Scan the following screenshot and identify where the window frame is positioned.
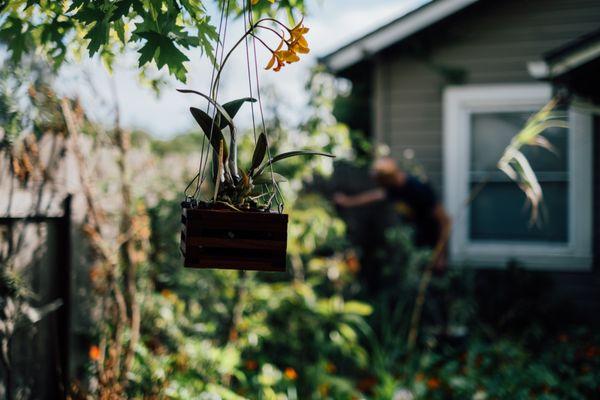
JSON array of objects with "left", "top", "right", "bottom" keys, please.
[{"left": 443, "top": 84, "right": 593, "bottom": 270}]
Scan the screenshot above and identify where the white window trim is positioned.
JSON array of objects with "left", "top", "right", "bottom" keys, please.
[{"left": 443, "top": 84, "right": 593, "bottom": 270}]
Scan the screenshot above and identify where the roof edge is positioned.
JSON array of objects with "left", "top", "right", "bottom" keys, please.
[
  {"left": 320, "top": 0, "right": 480, "bottom": 73},
  {"left": 528, "top": 30, "right": 600, "bottom": 79}
]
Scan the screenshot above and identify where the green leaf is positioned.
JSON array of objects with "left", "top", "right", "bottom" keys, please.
[
  {"left": 24, "top": 0, "right": 37, "bottom": 10},
  {"left": 156, "top": 39, "right": 189, "bottom": 81},
  {"left": 137, "top": 36, "right": 158, "bottom": 67},
  {"left": 250, "top": 133, "right": 267, "bottom": 174},
  {"left": 136, "top": 31, "right": 189, "bottom": 81},
  {"left": 189, "top": 107, "right": 227, "bottom": 161},
  {"left": 110, "top": 0, "right": 134, "bottom": 21},
  {"left": 253, "top": 172, "right": 287, "bottom": 185},
  {"left": 113, "top": 20, "right": 126, "bottom": 44},
  {"left": 177, "top": 89, "right": 235, "bottom": 132},
  {"left": 196, "top": 17, "right": 219, "bottom": 65},
  {"left": 343, "top": 301, "right": 373, "bottom": 316},
  {"left": 255, "top": 151, "right": 335, "bottom": 176},
  {"left": 73, "top": 3, "right": 106, "bottom": 24},
  {"left": 218, "top": 97, "right": 257, "bottom": 129},
  {"left": 84, "top": 18, "right": 109, "bottom": 55},
  {"left": 0, "top": 20, "right": 23, "bottom": 62}
]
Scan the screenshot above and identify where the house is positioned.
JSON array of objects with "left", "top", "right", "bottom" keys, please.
[{"left": 321, "top": 0, "right": 599, "bottom": 315}]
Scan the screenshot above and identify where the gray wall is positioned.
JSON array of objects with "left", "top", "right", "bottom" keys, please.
[{"left": 373, "top": 0, "right": 600, "bottom": 193}]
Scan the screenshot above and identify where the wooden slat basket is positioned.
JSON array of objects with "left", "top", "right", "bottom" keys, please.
[{"left": 180, "top": 205, "right": 288, "bottom": 272}]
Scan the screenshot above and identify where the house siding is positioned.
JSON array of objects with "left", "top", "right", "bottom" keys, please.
[
  {"left": 357, "top": 0, "right": 600, "bottom": 318},
  {"left": 373, "top": 0, "right": 600, "bottom": 193}
]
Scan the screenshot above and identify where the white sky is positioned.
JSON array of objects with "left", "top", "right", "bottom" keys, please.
[{"left": 58, "top": 0, "right": 426, "bottom": 138}]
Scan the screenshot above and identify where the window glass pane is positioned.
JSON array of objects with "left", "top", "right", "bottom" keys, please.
[
  {"left": 468, "top": 111, "right": 569, "bottom": 243},
  {"left": 521, "top": 127, "right": 568, "bottom": 172},
  {"left": 469, "top": 182, "right": 568, "bottom": 242},
  {"left": 471, "top": 112, "right": 568, "bottom": 173}
]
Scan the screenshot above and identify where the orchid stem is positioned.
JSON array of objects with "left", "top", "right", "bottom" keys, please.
[{"left": 211, "top": 18, "right": 285, "bottom": 99}]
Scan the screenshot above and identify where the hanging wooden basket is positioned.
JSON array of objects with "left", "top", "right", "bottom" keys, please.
[{"left": 180, "top": 204, "right": 288, "bottom": 272}]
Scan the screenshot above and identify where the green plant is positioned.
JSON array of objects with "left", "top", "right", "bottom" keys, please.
[
  {"left": 178, "top": 92, "right": 333, "bottom": 210},
  {"left": 497, "top": 97, "right": 568, "bottom": 223},
  {"left": 173, "top": 5, "right": 333, "bottom": 210}
]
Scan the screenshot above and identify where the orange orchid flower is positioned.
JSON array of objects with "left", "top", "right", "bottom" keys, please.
[
  {"left": 263, "top": 18, "right": 310, "bottom": 72},
  {"left": 265, "top": 39, "right": 286, "bottom": 71},
  {"left": 288, "top": 19, "right": 310, "bottom": 55}
]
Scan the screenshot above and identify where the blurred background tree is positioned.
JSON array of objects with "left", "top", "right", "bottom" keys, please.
[{"left": 0, "top": 0, "right": 309, "bottom": 81}]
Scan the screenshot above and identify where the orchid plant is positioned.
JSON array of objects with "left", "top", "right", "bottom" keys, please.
[
  {"left": 180, "top": 1, "right": 332, "bottom": 211},
  {"left": 179, "top": 89, "right": 333, "bottom": 211}
]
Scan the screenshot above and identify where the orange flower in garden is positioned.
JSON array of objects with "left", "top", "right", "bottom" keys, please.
[
  {"left": 345, "top": 250, "right": 361, "bottom": 274},
  {"left": 245, "top": 359, "right": 258, "bottom": 370},
  {"left": 318, "top": 383, "right": 330, "bottom": 397},
  {"left": 89, "top": 345, "right": 101, "bottom": 361},
  {"left": 558, "top": 333, "right": 569, "bottom": 343},
  {"left": 325, "top": 361, "right": 337, "bottom": 373},
  {"left": 427, "top": 377, "right": 441, "bottom": 390},
  {"left": 161, "top": 289, "right": 177, "bottom": 303},
  {"left": 585, "top": 345, "right": 600, "bottom": 358},
  {"left": 284, "top": 367, "right": 298, "bottom": 380},
  {"left": 357, "top": 376, "right": 378, "bottom": 392}
]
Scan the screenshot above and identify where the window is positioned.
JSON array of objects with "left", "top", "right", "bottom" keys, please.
[{"left": 443, "top": 84, "right": 593, "bottom": 269}]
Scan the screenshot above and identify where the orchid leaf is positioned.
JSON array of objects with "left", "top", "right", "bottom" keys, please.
[
  {"left": 250, "top": 133, "right": 268, "bottom": 174},
  {"left": 177, "top": 89, "right": 235, "bottom": 132},
  {"left": 218, "top": 97, "right": 257, "bottom": 129},
  {"left": 255, "top": 151, "right": 334, "bottom": 176},
  {"left": 253, "top": 171, "right": 287, "bottom": 184},
  {"left": 178, "top": 89, "right": 241, "bottom": 179},
  {"left": 189, "top": 107, "right": 228, "bottom": 161}
]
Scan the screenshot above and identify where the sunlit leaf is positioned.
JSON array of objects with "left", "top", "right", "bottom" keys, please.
[
  {"left": 218, "top": 97, "right": 257, "bottom": 129},
  {"left": 253, "top": 171, "right": 287, "bottom": 184},
  {"left": 177, "top": 89, "right": 235, "bottom": 132},
  {"left": 343, "top": 301, "right": 373, "bottom": 316},
  {"left": 497, "top": 97, "right": 566, "bottom": 225},
  {"left": 255, "top": 150, "right": 335, "bottom": 176}
]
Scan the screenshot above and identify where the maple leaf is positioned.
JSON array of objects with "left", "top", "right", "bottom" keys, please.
[
  {"left": 135, "top": 31, "right": 189, "bottom": 81},
  {"left": 0, "top": 15, "right": 30, "bottom": 62},
  {"left": 84, "top": 19, "right": 110, "bottom": 55}
]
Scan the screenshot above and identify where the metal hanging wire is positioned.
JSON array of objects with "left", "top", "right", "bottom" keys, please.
[
  {"left": 243, "top": 1, "right": 258, "bottom": 145},
  {"left": 184, "top": 0, "right": 228, "bottom": 201},
  {"left": 198, "top": 0, "right": 231, "bottom": 196},
  {"left": 186, "top": 0, "right": 286, "bottom": 213},
  {"left": 247, "top": 0, "right": 285, "bottom": 213}
]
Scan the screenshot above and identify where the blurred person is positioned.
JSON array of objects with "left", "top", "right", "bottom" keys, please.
[{"left": 333, "top": 156, "right": 451, "bottom": 271}]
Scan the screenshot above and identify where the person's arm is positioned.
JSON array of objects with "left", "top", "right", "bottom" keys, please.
[
  {"left": 431, "top": 204, "right": 451, "bottom": 271},
  {"left": 333, "top": 188, "right": 386, "bottom": 208}
]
